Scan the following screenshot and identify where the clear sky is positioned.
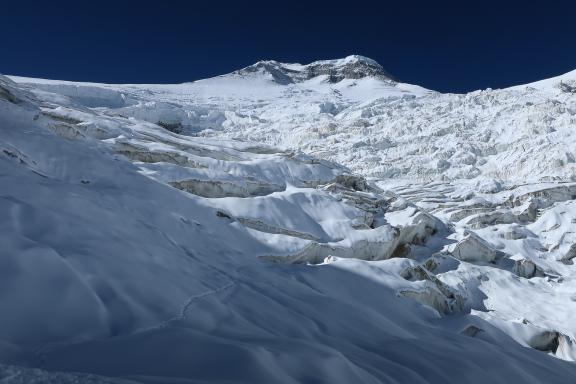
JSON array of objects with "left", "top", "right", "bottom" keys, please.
[{"left": 3, "top": 0, "right": 576, "bottom": 93}]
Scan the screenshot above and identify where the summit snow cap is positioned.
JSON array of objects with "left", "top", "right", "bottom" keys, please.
[
  {"left": 321, "top": 54, "right": 382, "bottom": 67},
  {"left": 235, "top": 55, "right": 396, "bottom": 84}
]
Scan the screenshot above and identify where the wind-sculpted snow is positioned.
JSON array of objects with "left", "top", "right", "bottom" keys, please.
[{"left": 2, "top": 57, "right": 576, "bottom": 383}]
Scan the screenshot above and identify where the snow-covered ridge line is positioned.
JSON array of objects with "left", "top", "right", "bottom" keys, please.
[{"left": 232, "top": 54, "right": 397, "bottom": 84}]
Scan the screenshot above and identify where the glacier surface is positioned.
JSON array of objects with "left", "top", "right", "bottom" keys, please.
[{"left": 2, "top": 56, "right": 576, "bottom": 383}]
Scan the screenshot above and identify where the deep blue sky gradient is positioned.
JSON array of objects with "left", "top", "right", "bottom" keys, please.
[{"left": 2, "top": 0, "right": 576, "bottom": 92}]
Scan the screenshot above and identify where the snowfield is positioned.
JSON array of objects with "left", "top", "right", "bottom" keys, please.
[{"left": 2, "top": 55, "right": 576, "bottom": 383}]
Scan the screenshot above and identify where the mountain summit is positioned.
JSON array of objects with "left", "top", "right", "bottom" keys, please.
[{"left": 234, "top": 55, "right": 396, "bottom": 84}]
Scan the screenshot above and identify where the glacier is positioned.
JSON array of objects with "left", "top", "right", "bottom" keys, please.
[{"left": 1, "top": 55, "right": 576, "bottom": 383}]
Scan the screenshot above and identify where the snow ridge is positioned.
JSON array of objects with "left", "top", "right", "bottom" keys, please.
[{"left": 233, "top": 54, "right": 396, "bottom": 84}]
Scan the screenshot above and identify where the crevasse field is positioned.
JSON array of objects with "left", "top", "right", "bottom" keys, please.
[{"left": 2, "top": 55, "right": 576, "bottom": 383}]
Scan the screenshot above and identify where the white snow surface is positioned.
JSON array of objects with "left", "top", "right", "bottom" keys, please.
[{"left": 2, "top": 56, "right": 576, "bottom": 383}]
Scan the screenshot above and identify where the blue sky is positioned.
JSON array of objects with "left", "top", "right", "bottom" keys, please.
[{"left": 3, "top": 0, "right": 575, "bottom": 92}]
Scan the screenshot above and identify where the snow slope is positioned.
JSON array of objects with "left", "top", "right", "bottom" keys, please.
[
  {"left": 11, "top": 55, "right": 576, "bottom": 183},
  {"left": 2, "top": 57, "right": 576, "bottom": 383}
]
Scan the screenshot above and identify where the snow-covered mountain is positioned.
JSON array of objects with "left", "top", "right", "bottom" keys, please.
[
  {"left": 2, "top": 56, "right": 576, "bottom": 383},
  {"left": 232, "top": 55, "right": 397, "bottom": 84}
]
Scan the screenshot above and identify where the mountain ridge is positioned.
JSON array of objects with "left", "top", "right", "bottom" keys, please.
[
  {"left": 8, "top": 56, "right": 576, "bottom": 93},
  {"left": 232, "top": 54, "right": 398, "bottom": 84}
]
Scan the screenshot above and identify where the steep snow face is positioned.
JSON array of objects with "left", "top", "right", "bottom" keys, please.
[{"left": 3, "top": 58, "right": 576, "bottom": 384}]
